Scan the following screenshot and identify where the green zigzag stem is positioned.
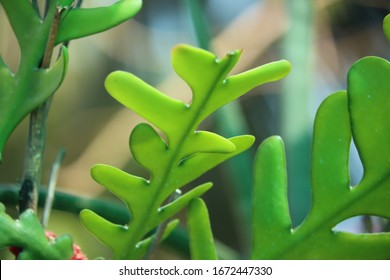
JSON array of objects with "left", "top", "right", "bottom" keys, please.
[{"left": 120, "top": 58, "right": 239, "bottom": 259}]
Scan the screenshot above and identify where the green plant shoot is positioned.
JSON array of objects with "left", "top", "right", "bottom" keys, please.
[{"left": 80, "top": 44, "right": 291, "bottom": 259}]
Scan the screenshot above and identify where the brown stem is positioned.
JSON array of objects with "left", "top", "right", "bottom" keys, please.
[{"left": 144, "top": 190, "right": 182, "bottom": 260}]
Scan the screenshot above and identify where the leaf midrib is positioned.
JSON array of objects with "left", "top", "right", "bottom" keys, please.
[
  {"left": 124, "top": 57, "right": 234, "bottom": 258},
  {"left": 270, "top": 170, "right": 390, "bottom": 259}
]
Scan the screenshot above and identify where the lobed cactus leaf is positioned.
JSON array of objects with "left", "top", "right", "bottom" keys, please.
[
  {"left": 251, "top": 57, "right": 390, "bottom": 260},
  {"left": 0, "top": 1, "right": 62, "bottom": 159},
  {"left": 81, "top": 44, "right": 290, "bottom": 259},
  {"left": 0, "top": 47, "right": 69, "bottom": 160},
  {"left": 0, "top": 0, "right": 141, "bottom": 160},
  {"left": 0, "top": 203, "right": 73, "bottom": 260}
]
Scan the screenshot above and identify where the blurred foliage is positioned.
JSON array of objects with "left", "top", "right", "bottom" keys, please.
[{"left": 1, "top": 0, "right": 390, "bottom": 259}]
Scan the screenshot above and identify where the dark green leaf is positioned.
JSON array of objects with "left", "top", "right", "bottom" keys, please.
[
  {"left": 56, "top": 0, "right": 142, "bottom": 44},
  {"left": 0, "top": 203, "right": 73, "bottom": 260},
  {"left": 252, "top": 72, "right": 390, "bottom": 259}
]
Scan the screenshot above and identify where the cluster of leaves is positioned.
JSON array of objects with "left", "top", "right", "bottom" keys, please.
[
  {"left": 80, "top": 44, "right": 290, "bottom": 259},
  {"left": 0, "top": 0, "right": 142, "bottom": 259}
]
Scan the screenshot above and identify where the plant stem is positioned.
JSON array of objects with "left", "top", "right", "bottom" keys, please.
[
  {"left": 19, "top": 5, "right": 64, "bottom": 214},
  {"left": 145, "top": 189, "right": 182, "bottom": 260},
  {"left": 42, "top": 147, "right": 66, "bottom": 228},
  {"left": 19, "top": 102, "right": 51, "bottom": 214},
  {"left": 184, "top": 0, "right": 211, "bottom": 50}
]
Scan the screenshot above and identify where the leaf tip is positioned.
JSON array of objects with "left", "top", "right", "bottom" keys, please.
[
  {"left": 268, "top": 134, "right": 283, "bottom": 143},
  {"left": 90, "top": 163, "right": 121, "bottom": 185},
  {"left": 234, "top": 134, "right": 256, "bottom": 148},
  {"left": 172, "top": 43, "right": 215, "bottom": 64},
  {"left": 59, "top": 46, "right": 69, "bottom": 82},
  {"left": 79, "top": 209, "right": 97, "bottom": 225},
  {"left": 384, "top": 14, "right": 390, "bottom": 43},
  {"left": 188, "top": 197, "right": 206, "bottom": 210},
  {"left": 104, "top": 70, "right": 132, "bottom": 101},
  {"left": 105, "top": 70, "right": 124, "bottom": 87},
  {"left": 246, "top": 134, "right": 256, "bottom": 145},
  {"left": 90, "top": 164, "right": 104, "bottom": 178},
  {"left": 203, "top": 182, "right": 213, "bottom": 191},
  {"left": 274, "top": 59, "right": 292, "bottom": 78},
  {"left": 258, "top": 135, "right": 284, "bottom": 151}
]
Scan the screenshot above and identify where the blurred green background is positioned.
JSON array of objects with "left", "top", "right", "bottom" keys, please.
[{"left": 1, "top": 0, "right": 390, "bottom": 259}]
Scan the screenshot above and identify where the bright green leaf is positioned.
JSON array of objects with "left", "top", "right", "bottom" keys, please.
[
  {"left": 90, "top": 164, "right": 149, "bottom": 221},
  {"left": 105, "top": 71, "right": 188, "bottom": 139},
  {"left": 201, "top": 59, "right": 292, "bottom": 121},
  {"left": 156, "top": 183, "right": 212, "bottom": 225},
  {"left": 80, "top": 209, "right": 128, "bottom": 258},
  {"left": 130, "top": 123, "right": 169, "bottom": 176},
  {"left": 181, "top": 131, "right": 236, "bottom": 157},
  {"left": 171, "top": 135, "right": 255, "bottom": 190},
  {"left": 133, "top": 219, "right": 179, "bottom": 260},
  {"left": 83, "top": 44, "right": 289, "bottom": 259},
  {"left": 188, "top": 198, "right": 218, "bottom": 260}
]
